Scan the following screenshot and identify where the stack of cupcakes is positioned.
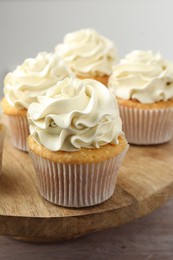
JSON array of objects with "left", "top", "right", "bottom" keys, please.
[
  {"left": 1, "top": 28, "right": 173, "bottom": 208},
  {"left": 1, "top": 29, "right": 128, "bottom": 207}
]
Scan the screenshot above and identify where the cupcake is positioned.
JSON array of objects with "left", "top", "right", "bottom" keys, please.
[
  {"left": 27, "top": 77, "right": 128, "bottom": 207},
  {"left": 2, "top": 52, "right": 73, "bottom": 151},
  {"left": 0, "top": 106, "right": 5, "bottom": 174},
  {"left": 55, "top": 29, "right": 117, "bottom": 86},
  {"left": 108, "top": 50, "right": 173, "bottom": 145}
]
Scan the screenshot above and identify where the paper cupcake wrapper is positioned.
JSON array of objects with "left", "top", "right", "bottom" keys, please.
[
  {"left": 29, "top": 146, "right": 128, "bottom": 208},
  {"left": 119, "top": 105, "right": 173, "bottom": 145},
  {"left": 0, "top": 126, "right": 6, "bottom": 175},
  {"left": 5, "top": 114, "right": 29, "bottom": 152}
]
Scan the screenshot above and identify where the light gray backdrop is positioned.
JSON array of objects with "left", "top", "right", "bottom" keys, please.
[{"left": 0, "top": 0, "right": 172, "bottom": 97}]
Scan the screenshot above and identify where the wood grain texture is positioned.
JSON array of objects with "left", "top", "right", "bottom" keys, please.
[
  {"left": 0, "top": 134, "right": 173, "bottom": 242},
  {"left": 0, "top": 200, "right": 173, "bottom": 259}
]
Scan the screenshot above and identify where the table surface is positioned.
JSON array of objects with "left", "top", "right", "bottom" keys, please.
[{"left": 0, "top": 198, "right": 172, "bottom": 260}]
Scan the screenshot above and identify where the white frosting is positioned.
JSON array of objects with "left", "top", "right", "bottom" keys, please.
[
  {"left": 28, "top": 78, "right": 123, "bottom": 152},
  {"left": 55, "top": 29, "right": 117, "bottom": 77},
  {"left": 4, "top": 52, "right": 73, "bottom": 109},
  {"left": 108, "top": 50, "right": 173, "bottom": 104}
]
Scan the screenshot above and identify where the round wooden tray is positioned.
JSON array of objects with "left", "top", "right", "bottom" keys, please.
[{"left": 0, "top": 134, "right": 173, "bottom": 243}]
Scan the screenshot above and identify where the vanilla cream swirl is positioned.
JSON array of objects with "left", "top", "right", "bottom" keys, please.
[
  {"left": 108, "top": 50, "right": 173, "bottom": 104},
  {"left": 4, "top": 52, "right": 73, "bottom": 109},
  {"left": 28, "top": 78, "right": 123, "bottom": 151},
  {"left": 55, "top": 29, "right": 117, "bottom": 77}
]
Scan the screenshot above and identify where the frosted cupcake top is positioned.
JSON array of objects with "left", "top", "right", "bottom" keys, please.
[
  {"left": 55, "top": 29, "right": 117, "bottom": 77},
  {"left": 28, "top": 77, "right": 123, "bottom": 152},
  {"left": 4, "top": 52, "right": 73, "bottom": 110},
  {"left": 108, "top": 50, "right": 173, "bottom": 104}
]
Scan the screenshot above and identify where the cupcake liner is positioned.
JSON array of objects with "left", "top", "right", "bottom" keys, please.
[
  {"left": 29, "top": 146, "right": 128, "bottom": 208},
  {"left": 5, "top": 114, "right": 29, "bottom": 152},
  {"left": 0, "top": 125, "right": 6, "bottom": 175},
  {"left": 119, "top": 105, "right": 173, "bottom": 145}
]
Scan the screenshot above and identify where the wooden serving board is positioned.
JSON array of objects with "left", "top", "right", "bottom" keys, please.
[{"left": 0, "top": 134, "right": 173, "bottom": 242}]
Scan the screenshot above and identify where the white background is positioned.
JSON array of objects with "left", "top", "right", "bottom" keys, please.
[{"left": 0, "top": 0, "right": 172, "bottom": 96}]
